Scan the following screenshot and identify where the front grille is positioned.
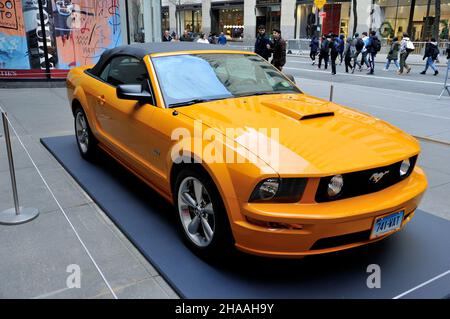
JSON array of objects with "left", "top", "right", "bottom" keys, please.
[
  {"left": 310, "top": 230, "right": 372, "bottom": 250},
  {"left": 315, "top": 155, "right": 417, "bottom": 203}
]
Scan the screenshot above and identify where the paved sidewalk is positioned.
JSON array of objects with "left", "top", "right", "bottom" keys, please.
[{"left": 0, "top": 89, "right": 178, "bottom": 299}]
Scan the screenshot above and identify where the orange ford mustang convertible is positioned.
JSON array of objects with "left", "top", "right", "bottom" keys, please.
[{"left": 67, "top": 43, "right": 427, "bottom": 258}]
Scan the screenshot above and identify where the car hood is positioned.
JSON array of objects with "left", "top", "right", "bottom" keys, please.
[{"left": 176, "top": 93, "right": 420, "bottom": 176}]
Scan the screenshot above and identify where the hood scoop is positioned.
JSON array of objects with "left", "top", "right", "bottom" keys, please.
[
  {"left": 261, "top": 99, "right": 335, "bottom": 121},
  {"left": 299, "top": 111, "right": 335, "bottom": 120}
]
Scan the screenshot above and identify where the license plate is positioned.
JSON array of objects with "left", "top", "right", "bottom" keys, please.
[{"left": 370, "top": 211, "right": 404, "bottom": 239}]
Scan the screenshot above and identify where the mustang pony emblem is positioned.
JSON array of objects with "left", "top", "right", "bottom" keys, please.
[{"left": 369, "top": 171, "right": 390, "bottom": 183}]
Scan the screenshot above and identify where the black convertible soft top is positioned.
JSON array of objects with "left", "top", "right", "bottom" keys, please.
[{"left": 90, "top": 42, "right": 246, "bottom": 76}]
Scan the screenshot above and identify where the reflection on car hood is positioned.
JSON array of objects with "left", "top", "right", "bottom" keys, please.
[{"left": 177, "top": 93, "right": 420, "bottom": 176}]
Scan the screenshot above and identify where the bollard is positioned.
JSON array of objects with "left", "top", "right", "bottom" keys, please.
[
  {"left": 0, "top": 112, "right": 39, "bottom": 225},
  {"left": 329, "top": 84, "right": 334, "bottom": 102}
]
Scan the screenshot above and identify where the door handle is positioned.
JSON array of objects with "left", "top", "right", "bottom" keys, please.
[{"left": 97, "top": 95, "right": 106, "bottom": 105}]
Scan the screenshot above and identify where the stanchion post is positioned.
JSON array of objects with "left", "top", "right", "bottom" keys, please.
[
  {"left": 329, "top": 84, "right": 334, "bottom": 102},
  {"left": 438, "top": 60, "right": 450, "bottom": 100},
  {"left": 0, "top": 112, "right": 39, "bottom": 225},
  {"left": 2, "top": 113, "right": 20, "bottom": 215}
]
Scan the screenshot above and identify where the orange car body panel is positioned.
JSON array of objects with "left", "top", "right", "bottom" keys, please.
[{"left": 66, "top": 49, "right": 427, "bottom": 258}]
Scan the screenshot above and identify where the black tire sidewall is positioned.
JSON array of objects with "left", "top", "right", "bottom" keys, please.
[{"left": 74, "top": 106, "right": 96, "bottom": 160}]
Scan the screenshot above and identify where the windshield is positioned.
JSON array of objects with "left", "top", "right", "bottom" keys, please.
[{"left": 152, "top": 53, "right": 301, "bottom": 107}]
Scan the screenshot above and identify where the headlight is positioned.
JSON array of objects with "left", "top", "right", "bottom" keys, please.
[
  {"left": 327, "top": 174, "right": 344, "bottom": 197},
  {"left": 256, "top": 178, "right": 280, "bottom": 201},
  {"left": 249, "top": 178, "right": 307, "bottom": 203},
  {"left": 400, "top": 159, "right": 411, "bottom": 177}
]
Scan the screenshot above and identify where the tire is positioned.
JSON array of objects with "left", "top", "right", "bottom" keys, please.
[
  {"left": 174, "top": 168, "right": 233, "bottom": 259},
  {"left": 74, "top": 106, "right": 97, "bottom": 161}
]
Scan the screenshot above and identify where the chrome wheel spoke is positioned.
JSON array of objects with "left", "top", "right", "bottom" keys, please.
[
  {"left": 188, "top": 215, "right": 200, "bottom": 234},
  {"left": 181, "top": 192, "right": 197, "bottom": 208},
  {"left": 203, "top": 203, "right": 214, "bottom": 215},
  {"left": 201, "top": 216, "right": 213, "bottom": 242},
  {"left": 193, "top": 179, "right": 203, "bottom": 204}
]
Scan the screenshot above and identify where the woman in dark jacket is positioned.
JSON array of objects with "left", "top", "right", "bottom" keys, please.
[
  {"left": 384, "top": 37, "right": 400, "bottom": 71},
  {"left": 309, "top": 36, "right": 319, "bottom": 65}
]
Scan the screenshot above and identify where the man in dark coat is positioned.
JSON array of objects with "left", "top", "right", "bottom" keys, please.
[
  {"left": 254, "top": 25, "right": 271, "bottom": 60},
  {"left": 318, "top": 35, "right": 330, "bottom": 70},
  {"left": 421, "top": 38, "right": 440, "bottom": 75},
  {"left": 268, "top": 29, "right": 286, "bottom": 71}
]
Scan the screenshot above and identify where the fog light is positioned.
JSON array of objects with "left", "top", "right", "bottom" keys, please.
[
  {"left": 400, "top": 159, "right": 411, "bottom": 177},
  {"left": 246, "top": 217, "right": 304, "bottom": 230},
  {"left": 327, "top": 174, "right": 344, "bottom": 197}
]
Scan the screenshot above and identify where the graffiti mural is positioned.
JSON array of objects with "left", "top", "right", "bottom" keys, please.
[
  {"left": 52, "top": 0, "right": 122, "bottom": 69},
  {"left": 0, "top": 0, "right": 122, "bottom": 78},
  {"left": 0, "top": 0, "right": 30, "bottom": 69}
]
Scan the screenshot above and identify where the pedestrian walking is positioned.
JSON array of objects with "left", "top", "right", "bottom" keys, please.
[
  {"left": 420, "top": 38, "right": 439, "bottom": 75},
  {"left": 197, "top": 33, "right": 210, "bottom": 44},
  {"left": 338, "top": 34, "right": 345, "bottom": 65},
  {"left": 180, "top": 29, "right": 193, "bottom": 42},
  {"left": 268, "top": 29, "right": 286, "bottom": 71},
  {"left": 162, "top": 30, "right": 172, "bottom": 42},
  {"left": 352, "top": 33, "right": 363, "bottom": 73},
  {"left": 309, "top": 35, "right": 319, "bottom": 65},
  {"left": 208, "top": 33, "right": 216, "bottom": 44},
  {"left": 217, "top": 32, "right": 227, "bottom": 45},
  {"left": 366, "top": 30, "right": 381, "bottom": 74},
  {"left": 344, "top": 36, "right": 355, "bottom": 73},
  {"left": 318, "top": 35, "right": 330, "bottom": 70},
  {"left": 360, "top": 32, "right": 371, "bottom": 70},
  {"left": 398, "top": 33, "right": 414, "bottom": 75},
  {"left": 384, "top": 37, "right": 400, "bottom": 71},
  {"left": 330, "top": 34, "right": 339, "bottom": 75},
  {"left": 254, "top": 25, "right": 271, "bottom": 60}
]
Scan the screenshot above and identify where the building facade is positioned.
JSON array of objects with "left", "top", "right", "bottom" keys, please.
[{"left": 162, "top": 0, "right": 450, "bottom": 42}]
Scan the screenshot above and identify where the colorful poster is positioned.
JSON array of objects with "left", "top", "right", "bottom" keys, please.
[
  {"left": 51, "top": 0, "right": 122, "bottom": 69},
  {"left": 0, "top": 0, "right": 30, "bottom": 69}
]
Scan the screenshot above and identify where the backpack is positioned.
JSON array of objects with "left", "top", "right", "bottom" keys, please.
[
  {"left": 321, "top": 39, "right": 329, "bottom": 52},
  {"left": 355, "top": 38, "right": 364, "bottom": 51},
  {"left": 372, "top": 37, "right": 381, "bottom": 52},
  {"left": 406, "top": 40, "right": 415, "bottom": 52}
]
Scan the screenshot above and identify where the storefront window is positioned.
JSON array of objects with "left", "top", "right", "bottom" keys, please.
[
  {"left": 295, "top": 1, "right": 350, "bottom": 39},
  {"left": 376, "top": 0, "right": 450, "bottom": 40},
  {"left": 219, "top": 8, "right": 244, "bottom": 39},
  {"left": 161, "top": 7, "right": 169, "bottom": 32},
  {"left": 256, "top": 1, "right": 281, "bottom": 37},
  {"left": 181, "top": 9, "right": 201, "bottom": 33}
]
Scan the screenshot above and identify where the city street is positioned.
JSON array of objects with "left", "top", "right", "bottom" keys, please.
[{"left": 0, "top": 55, "right": 449, "bottom": 299}]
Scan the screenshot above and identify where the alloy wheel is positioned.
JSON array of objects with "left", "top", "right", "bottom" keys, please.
[{"left": 177, "top": 176, "right": 215, "bottom": 247}]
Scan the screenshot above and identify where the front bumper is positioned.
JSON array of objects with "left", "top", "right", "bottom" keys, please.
[{"left": 232, "top": 166, "right": 427, "bottom": 258}]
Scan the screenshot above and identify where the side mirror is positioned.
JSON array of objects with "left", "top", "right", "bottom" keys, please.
[
  {"left": 285, "top": 73, "right": 296, "bottom": 84},
  {"left": 116, "top": 84, "right": 152, "bottom": 103}
]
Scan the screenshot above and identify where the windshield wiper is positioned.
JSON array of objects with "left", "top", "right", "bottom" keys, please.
[{"left": 168, "top": 97, "right": 229, "bottom": 108}]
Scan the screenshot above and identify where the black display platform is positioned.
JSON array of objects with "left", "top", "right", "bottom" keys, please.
[{"left": 41, "top": 135, "right": 450, "bottom": 299}]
